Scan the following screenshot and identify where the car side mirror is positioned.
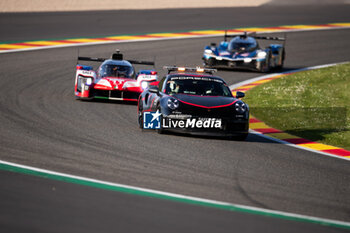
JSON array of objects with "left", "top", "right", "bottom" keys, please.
[
  {"left": 236, "top": 91, "right": 245, "bottom": 98},
  {"left": 149, "top": 86, "right": 159, "bottom": 95}
]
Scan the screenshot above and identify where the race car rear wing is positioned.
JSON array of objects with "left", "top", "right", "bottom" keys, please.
[
  {"left": 164, "top": 66, "right": 217, "bottom": 75},
  {"left": 77, "top": 50, "right": 155, "bottom": 66},
  {"left": 77, "top": 56, "right": 155, "bottom": 66},
  {"left": 128, "top": 60, "right": 155, "bottom": 66},
  {"left": 254, "top": 36, "right": 286, "bottom": 41},
  {"left": 224, "top": 31, "right": 286, "bottom": 42},
  {"left": 78, "top": 56, "right": 106, "bottom": 62}
]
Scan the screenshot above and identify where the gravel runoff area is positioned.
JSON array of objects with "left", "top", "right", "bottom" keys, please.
[{"left": 0, "top": 0, "right": 270, "bottom": 12}]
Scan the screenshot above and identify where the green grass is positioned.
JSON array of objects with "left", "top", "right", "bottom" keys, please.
[{"left": 244, "top": 63, "right": 350, "bottom": 150}]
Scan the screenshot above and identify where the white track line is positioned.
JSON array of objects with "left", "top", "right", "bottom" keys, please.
[{"left": 1, "top": 159, "right": 349, "bottom": 229}]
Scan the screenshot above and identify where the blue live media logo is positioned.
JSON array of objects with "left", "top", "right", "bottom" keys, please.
[{"left": 143, "top": 110, "right": 162, "bottom": 129}]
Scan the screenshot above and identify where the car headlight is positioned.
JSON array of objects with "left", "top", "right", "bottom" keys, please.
[
  {"left": 79, "top": 76, "right": 93, "bottom": 86},
  {"left": 205, "top": 49, "right": 213, "bottom": 54},
  {"left": 234, "top": 101, "right": 247, "bottom": 114},
  {"left": 79, "top": 76, "right": 93, "bottom": 85},
  {"left": 84, "top": 77, "right": 93, "bottom": 85},
  {"left": 167, "top": 98, "right": 179, "bottom": 110},
  {"left": 141, "top": 81, "right": 149, "bottom": 90},
  {"left": 257, "top": 51, "right": 267, "bottom": 58},
  {"left": 244, "top": 58, "right": 252, "bottom": 63}
]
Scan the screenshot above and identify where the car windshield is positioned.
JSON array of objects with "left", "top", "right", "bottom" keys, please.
[
  {"left": 229, "top": 39, "right": 257, "bottom": 52},
  {"left": 99, "top": 64, "right": 134, "bottom": 78},
  {"left": 165, "top": 76, "right": 232, "bottom": 97}
]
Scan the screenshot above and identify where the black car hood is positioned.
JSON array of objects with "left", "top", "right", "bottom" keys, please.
[{"left": 172, "top": 94, "right": 237, "bottom": 108}]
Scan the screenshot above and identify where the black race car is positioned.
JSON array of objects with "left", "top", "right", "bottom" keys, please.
[{"left": 137, "top": 66, "right": 249, "bottom": 140}]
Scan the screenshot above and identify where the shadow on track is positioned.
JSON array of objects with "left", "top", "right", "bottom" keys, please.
[
  {"left": 140, "top": 129, "right": 279, "bottom": 144},
  {"left": 76, "top": 98, "right": 138, "bottom": 106}
]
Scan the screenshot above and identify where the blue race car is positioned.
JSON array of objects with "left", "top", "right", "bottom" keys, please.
[{"left": 203, "top": 32, "right": 286, "bottom": 72}]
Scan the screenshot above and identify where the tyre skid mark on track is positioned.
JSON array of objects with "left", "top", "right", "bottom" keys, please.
[
  {"left": 0, "top": 22, "right": 349, "bottom": 53},
  {"left": 230, "top": 62, "right": 350, "bottom": 161}
]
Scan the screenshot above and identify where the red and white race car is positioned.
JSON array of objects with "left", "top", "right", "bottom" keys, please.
[{"left": 75, "top": 50, "right": 158, "bottom": 101}]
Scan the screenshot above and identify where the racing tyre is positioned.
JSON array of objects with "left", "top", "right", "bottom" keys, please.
[
  {"left": 138, "top": 101, "right": 143, "bottom": 129},
  {"left": 276, "top": 49, "right": 285, "bottom": 70},
  {"left": 156, "top": 106, "right": 164, "bottom": 134},
  {"left": 204, "top": 58, "right": 215, "bottom": 68},
  {"left": 228, "top": 133, "right": 248, "bottom": 141},
  {"left": 260, "top": 52, "right": 271, "bottom": 73},
  {"left": 235, "top": 133, "right": 248, "bottom": 141}
]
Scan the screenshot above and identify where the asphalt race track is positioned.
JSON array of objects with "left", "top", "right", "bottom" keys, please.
[{"left": 0, "top": 5, "right": 350, "bottom": 233}]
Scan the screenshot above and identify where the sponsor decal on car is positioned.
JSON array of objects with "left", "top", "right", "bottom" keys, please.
[
  {"left": 80, "top": 70, "right": 94, "bottom": 76},
  {"left": 143, "top": 111, "right": 162, "bottom": 129},
  {"left": 143, "top": 111, "right": 222, "bottom": 129},
  {"left": 138, "top": 74, "right": 157, "bottom": 80},
  {"left": 162, "top": 117, "right": 222, "bottom": 129}
]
